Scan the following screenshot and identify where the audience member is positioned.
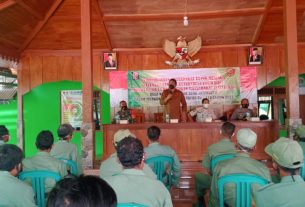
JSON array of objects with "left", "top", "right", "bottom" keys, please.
[
  {"left": 0, "top": 144, "right": 36, "bottom": 207},
  {"left": 47, "top": 175, "right": 117, "bottom": 207},
  {"left": 145, "top": 125, "right": 181, "bottom": 186},
  {"left": 209, "top": 128, "right": 271, "bottom": 207},
  {"left": 51, "top": 124, "right": 83, "bottom": 175},
  {"left": 104, "top": 136, "right": 173, "bottom": 207},
  {"left": 295, "top": 125, "right": 305, "bottom": 152},
  {"left": 0, "top": 125, "right": 9, "bottom": 145},
  {"left": 255, "top": 138, "right": 305, "bottom": 207},
  {"left": 194, "top": 122, "right": 236, "bottom": 207},
  {"left": 230, "top": 98, "right": 254, "bottom": 120},
  {"left": 99, "top": 129, "right": 156, "bottom": 179},
  {"left": 23, "top": 130, "right": 68, "bottom": 192},
  {"left": 188, "top": 98, "right": 216, "bottom": 122}
]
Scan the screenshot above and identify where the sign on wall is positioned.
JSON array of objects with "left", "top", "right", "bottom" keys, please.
[
  {"left": 61, "top": 90, "right": 83, "bottom": 128},
  {"left": 110, "top": 67, "right": 257, "bottom": 107}
]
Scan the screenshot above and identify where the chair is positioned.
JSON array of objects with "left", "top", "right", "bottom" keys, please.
[
  {"left": 210, "top": 154, "right": 235, "bottom": 173},
  {"left": 218, "top": 174, "right": 269, "bottom": 207},
  {"left": 19, "top": 170, "right": 61, "bottom": 207},
  {"left": 117, "top": 203, "right": 148, "bottom": 207},
  {"left": 145, "top": 156, "right": 173, "bottom": 190},
  {"left": 58, "top": 158, "right": 78, "bottom": 175}
]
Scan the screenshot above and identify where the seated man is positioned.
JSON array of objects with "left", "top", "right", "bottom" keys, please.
[
  {"left": 295, "top": 125, "right": 305, "bottom": 152},
  {"left": 188, "top": 98, "right": 216, "bottom": 122},
  {"left": 113, "top": 100, "right": 132, "bottom": 123},
  {"left": 104, "top": 136, "right": 173, "bottom": 207},
  {"left": 0, "top": 144, "right": 36, "bottom": 207},
  {"left": 144, "top": 125, "right": 181, "bottom": 187},
  {"left": 51, "top": 123, "right": 83, "bottom": 175},
  {"left": 194, "top": 122, "right": 236, "bottom": 207},
  {"left": 0, "top": 125, "right": 10, "bottom": 145},
  {"left": 47, "top": 175, "right": 117, "bottom": 207},
  {"left": 209, "top": 128, "right": 271, "bottom": 207},
  {"left": 23, "top": 130, "right": 68, "bottom": 192},
  {"left": 230, "top": 98, "right": 254, "bottom": 120},
  {"left": 99, "top": 129, "right": 156, "bottom": 179},
  {"left": 255, "top": 138, "right": 305, "bottom": 206}
]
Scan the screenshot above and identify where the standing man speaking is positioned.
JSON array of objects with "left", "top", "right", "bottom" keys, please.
[{"left": 160, "top": 78, "right": 187, "bottom": 122}]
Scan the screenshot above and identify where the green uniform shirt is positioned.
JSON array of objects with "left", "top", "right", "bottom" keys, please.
[
  {"left": 0, "top": 171, "right": 36, "bottom": 207},
  {"left": 209, "top": 153, "right": 271, "bottom": 207},
  {"left": 202, "top": 138, "right": 236, "bottom": 170},
  {"left": 144, "top": 142, "right": 181, "bottom": 186},
  {"left": 105, "top": 169, "right": 173, "bottom": 207},
  {"left": 255, "top": 175, "right": 305, "bottom": 207},
  {"left": 22, "top": 151, "right": 68, "bottom": 192},
  {"left": 99, "top": 153, "right": 156, "bottom": 179},
  {"left": 50, "top": 140, "right": 83, "bottom": 175}
]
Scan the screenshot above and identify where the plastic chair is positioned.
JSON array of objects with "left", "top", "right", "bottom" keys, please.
[
  {"left": 211, "top": 154, "right": 235, "bottom": 173},
  {"left": 145, "top": 156, "right": 173, "bottom": 190},
  {"left": 58, "top": 158, "right": 78, "bottom": 175},
  {"left": 19, "top": 170, "right": 61, "bottom": 207},
  {"left": 218, "top": 174, "right": 269, "bottom": 207},
  {"left": 117, "top": 203, "right": 148, "bottom": 207}
]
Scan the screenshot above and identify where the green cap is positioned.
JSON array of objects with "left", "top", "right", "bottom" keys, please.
[
  {"left": 265, "top": 138, "right": 304, "bottom": 169},
  {"left": 296, "top": 125, "right": 305, "bottom": 138},
  {"left": 113, "top": 129, "right": 135, "bottom": 146},
  {"left": 237, "top": 128, "right": 257, "bottom": 148}
]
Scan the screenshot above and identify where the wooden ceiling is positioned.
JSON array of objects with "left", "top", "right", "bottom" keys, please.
[{"left": 0, "top": 0, "right": 305, "bottom": 59}]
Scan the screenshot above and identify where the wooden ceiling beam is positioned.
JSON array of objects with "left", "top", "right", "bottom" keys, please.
[
  {"left": 14, "top": 0, "right": 44, "bottom": 20},
  {"left": 19, "top": 0, "right": 64, "bottom": 53},
  {"left": 103, "top": 8, "right": 265, "bottom": 22},
  {"left": 0, "top": 0, "right": 16, "bottom": 11},
  {"left": 252, "top": 0, "right": 274, "bottom": 45},
  {"left": 94, "top": 0, "right": 112, "bottom": 49}
]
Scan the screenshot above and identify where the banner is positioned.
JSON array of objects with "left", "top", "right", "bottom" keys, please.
[
  {"left": 110, "top": 67, "right": 257, "bottom": 107},
  {"left": 61, "top": 90, "right": 83, "bottom": 128}
]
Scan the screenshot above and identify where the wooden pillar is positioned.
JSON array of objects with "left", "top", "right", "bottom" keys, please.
[
  {"left": 283, "top": 0, "right": 302, "bottom": 137},
  {"left": 17, "top": 62, "right": 23, "bottom": 150},
  {"left": 81, "top": 0, "right": 94, "bottom": 169}
]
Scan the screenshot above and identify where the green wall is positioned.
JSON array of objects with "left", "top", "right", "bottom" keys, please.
[
  {"left": 23, "top": 80, "right": 110, "bottom": 158},
  {"left": 267, "top": 74, "right": 305, "bottom": 87},
  {"left": 0, "top": 99, "right": 17, "bottom": 144}
]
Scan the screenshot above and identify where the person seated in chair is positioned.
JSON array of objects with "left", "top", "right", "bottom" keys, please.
[
  {"left": 255, "top": 138, "right": 305, "bottom": 207},
  {"left": 0, "top": 125, "right": 10, "bottom": 145},
  {"left": 209, "top": 128, "right": 271, "bottom": 207},
  {"left": 194, "top": 122, "right": 236, "bottom": 207},
  {"left": 23, "top": 130, "right": 68, "bottom": 192},
  {"left": 113, "top": 100, "right": 133, "bottom": 123},
  {"left": 104, "top": 136, "right": 173, "bottom": 207},
  {"left": 144, "top": 125, "right": 181, "bottom": 187},
  {"left": 47, "top": 175, "right": 117, "bottom": 207},
  {"left": 188, "top": 98, "right": 216, "bottom": 122},
  {"left": 0, "top": 144, "right": 36, "bottom": 207},
  {"left": 51, "top": 123, "right": 83, "bottom": 175},
  {"left": 230, "top": 98, "right": 255, "bottom": 120},
  {"left": 99, "top": 129, "right": 156, "bottom": 179}
]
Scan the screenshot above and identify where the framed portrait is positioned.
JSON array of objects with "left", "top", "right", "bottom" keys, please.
[
  {"left": 103, "top": 52, "right": 117, "bottom": 70},
  {"left": 248, "top": 47, "right": 263, "bottom": 65}
]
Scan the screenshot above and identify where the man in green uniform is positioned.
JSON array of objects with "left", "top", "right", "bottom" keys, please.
[
  {"left": 209, "top": 128, "right": 271, "bottom": 207},
  {"left": 99, "top": 129, "right": 156, "bottom": 179},
  {"left": 51, "top": 123, "right": 83, "bottom": 175},
  {"left": 194, "top": 122, "right": 236, "bottom": 207},
  {"left": 254, "top": 138, "right": 305, "bottom": 207},
  {"left": 295, "top": 124, "right": 305, "bottom": 152},
  {"left": 23, "top": 130, "right": 68, "bottom": 192},
  {"left": 0, "top": 144, "right": 36, "bottom": 207},
  {"left": 0, "top": 125, "right": 9, "bottom": 145},
  {"left": 145, "top": 125, "right": 181, "bottom": 186},
  {"left": 104, "top": 136, "right": 173, "bottom": 207}
]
